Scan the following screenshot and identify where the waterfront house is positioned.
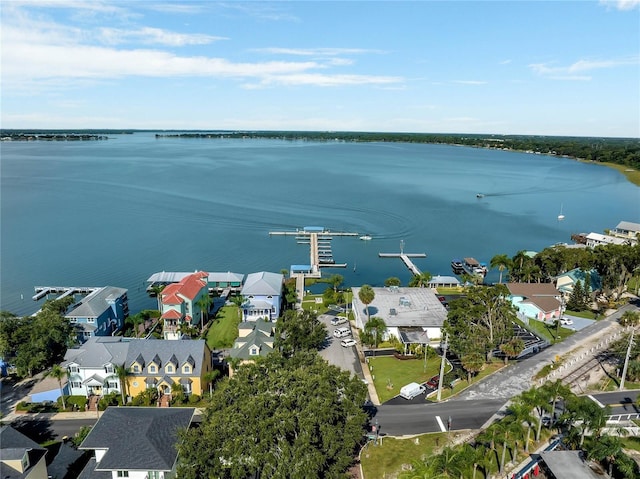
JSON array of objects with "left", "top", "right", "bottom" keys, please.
[
  {"left": 504, "top": 282, "right": 562, "bottom": 322},
  {"left": 160, "top": 271, "right": 209, "bottom": 340},
  {"left": 79, "top": 407, "right": 195, "bottom": 479},
  {"left": 65, "top": 286, "right": 129, "bottom": 343},
  {"left": 610, "top": 220, "right": 640, "bottom": 245},
  {"left": 554, "top": 268, "right": 602, "bottom": 296},
  {"left": 351, "top": 286, "right": 447, "bottom": 352},
  {"left": 585, "top": 232, "right": 628, "bottom": 247},
  {"left": 63, "top": 337, "right": 213, "bottom": 406},
  {"left": 228, "top": 318, "right": 276, "bottom": 377},
  {"left": 239, "top": 271, "right": 284, "bottom": 321},
  {"left": 0, "top": 426, "right": 48, "bottom": 479},
  {"left": 427, "top": 275, "right": 461, "bottom": 289}
]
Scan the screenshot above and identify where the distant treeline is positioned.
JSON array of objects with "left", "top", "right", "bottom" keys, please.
[
  {"left": 156, "top": 131, "right": 640, "bottom": 170},
  {"left": 0, "top": 130, "right": 115, "bottom": 141}
]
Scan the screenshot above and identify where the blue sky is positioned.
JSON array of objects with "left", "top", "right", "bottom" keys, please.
[{"left": 1, "top": 1, "right": 638, "bottom": 137}]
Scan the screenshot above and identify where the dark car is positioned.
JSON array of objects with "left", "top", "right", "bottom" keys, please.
[{"left": 426, "top": 375, "right": 440, "bottom": 388}]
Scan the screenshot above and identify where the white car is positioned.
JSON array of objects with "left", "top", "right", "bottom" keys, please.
[
  {"left": 333, "top": 327, "right": 351, "bottom": 338},
  {"left": 330, "top": 317, "right": 348, "bottom": 326},
  {"left": 560, "top": 317, "right": 573, "bottom": 325},
  {"left": 341, "top": 338, "right": 357, "bottom": 348}
]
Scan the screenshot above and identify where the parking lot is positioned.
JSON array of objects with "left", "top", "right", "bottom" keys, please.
[{"left": 317, "top": 313, "right": 366, "bottom": 381}]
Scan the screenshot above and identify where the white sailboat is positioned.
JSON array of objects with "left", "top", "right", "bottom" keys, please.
[{"left": 557, "top": 204, "right": 565, "bottom": 221}]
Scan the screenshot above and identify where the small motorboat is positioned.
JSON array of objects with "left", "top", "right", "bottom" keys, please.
[{"left": 359, "top": 234, "right": 372, "bottom": 241}]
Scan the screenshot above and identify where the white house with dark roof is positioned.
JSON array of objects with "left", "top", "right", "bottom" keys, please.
[
  {"left": 351, "top": 286, "right": 447, "bottom": 349},
  {"left": 239, "top": 271, "right": 284, "bottom": 321},
  {"left": 62, "top": 337, "right": 213, "bottom": 403},
  {"left": 65, "top": 286, "right": 129, "bottom": 343},
  {"left": 504, "top": 282, "right": 562, "bottom": 322},
  {"left": 79, "top": 407, "right": 194, "bottom": 479}
]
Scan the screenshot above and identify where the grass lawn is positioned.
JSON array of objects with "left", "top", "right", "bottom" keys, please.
[
  {"left": 206, "top": 305, "right": 241, "bottom": 349},
  {"left": 360, "top": 433, "right": 448, "bottom": 479},
  {"left": 367, "top": 356, "right": 444, "bottom": 403},
  {"left": 517, "top": 317, "right": 574, "bottom": 344},
  {"left": 565, "top": 309, "right": 597, "bottom": 319}
]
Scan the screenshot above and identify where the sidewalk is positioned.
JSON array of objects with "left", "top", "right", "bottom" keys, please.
[{"left": 351, "top": 326, "right": 381, "bottom": 405}]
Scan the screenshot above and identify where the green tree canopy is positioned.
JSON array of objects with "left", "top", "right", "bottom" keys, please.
[
  {"left": 275, "top": 309, "right": 327, "bottom": 356},
  {"left": 177, "top": 351, "right": 368, "bottom": 479}
]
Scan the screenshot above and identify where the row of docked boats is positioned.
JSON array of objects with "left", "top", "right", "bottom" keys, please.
[{"left": 451, "top": 257, "right": 487, "bottom": 278}]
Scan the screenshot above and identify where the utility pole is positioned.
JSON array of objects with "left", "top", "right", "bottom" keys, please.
[
  {"left": 437, "top": 332, "right": 449, "bottom": 401},
  {"left": 620, "top": 328, "right": 635, "bottom": 390}
]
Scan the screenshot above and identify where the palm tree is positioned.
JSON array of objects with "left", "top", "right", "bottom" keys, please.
[
  {"left": 408, "top": 271, "right": 432, "bottom": 288},
  {"left": 520, "top": 387, "right": 549, "bottom": 441},
  {"left": 231, "top": 294, "right": 246, "bottom": 320},
  {"left": 490, "top": 254, "right": 512, "bottom": 284},
  {"left": 499, "top": 338, "right": 525, "bottom": 365},
  {"left": 540, "top": 380, "right": 573, "bottom": 429},
  {"left": 115, "top": 363, "right": 130, "bottom": 404},
  {"left": 196, "top": 294, "right": 213, "bottom": 331},
  {"left": 364, "top": 316, "right": 386, "bottom": 348},
  {"left": 203, "top": 369, "right": 220, "bottom": 396},
  {"left": 48, "top": 364, "right": 67, "bottom": 410},
  {"left": 587, "top": 435, "right": 623, "bottom": 477},
  {"left": 494, "top": 419, "right": 523, "bottom": 473},
  {"left": 150, "top": 284, "right": 166, "bottom": 311},
  {"left": 461, "top": 353, "right": 484, "bottom": 383},
  {"left": 328, "top": 274, "right": 343, "bottom": 293},
  {"left": 507, "top": 400, "right": 537, "bottom": 453},
  {"left": 358, "top": 285, "right": 375, "bottom": 323},
  {"left": 619, "top": 310, "right": 640, "bottom": 327}
]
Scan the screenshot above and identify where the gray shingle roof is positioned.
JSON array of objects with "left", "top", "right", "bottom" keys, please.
[
  {"left": 241, "top": 271, "right": 283, "bottom": 296},
  {"left": 80, "top": 407, "right": 194, "bottom": 471},
  {"left": 65, "top": 286, "right": 127, "bottom": 318}
]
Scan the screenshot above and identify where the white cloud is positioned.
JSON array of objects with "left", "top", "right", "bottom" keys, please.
[
  {"left": 254, "top": 47, "right": 387, "bottom": 56},
  {"left": 98, "top": 27, "right": 227, "bottom": 46},
  {"left": 599, "top": 0, "right": 640, "bottom": 10},
  {"left": 529, "top": 56, "right": 638, "bottom": 79}
]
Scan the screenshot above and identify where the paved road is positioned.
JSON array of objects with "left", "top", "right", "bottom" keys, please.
[
  {"left": 373, "top": 398, "right": 506, "bottom": 436},
  {"left": 10, "top": 416, "right": 97, "bottom": 443}
]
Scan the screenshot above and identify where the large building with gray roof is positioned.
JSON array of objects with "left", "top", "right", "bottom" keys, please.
[
  {"left": 351, "top": 286, "right": 447, "bottom": 350},
  {"left": 65, "top": 286, "right": 129, "bottom": 343}
]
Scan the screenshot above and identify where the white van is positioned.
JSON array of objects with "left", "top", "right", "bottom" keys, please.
[
  {"left": 333, "top": 327, "right": 351, "bottom": 338},
  {"left": 399, "top": 382, "right": 426, "bottom": 400},
  {"left": 330, "top": 317, "right": 348, "bottom": 326}
]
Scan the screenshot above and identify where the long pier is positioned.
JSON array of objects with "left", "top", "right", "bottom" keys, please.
[
  {"left": 33, "top": 286, "right": 98, "bottom": 301},
  {"left": 378, "top": 253, "right": 427, "bottom": 275}
]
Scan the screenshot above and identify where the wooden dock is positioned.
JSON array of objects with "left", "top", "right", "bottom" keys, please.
[
  {"left": 378, "top": 253, "right": 427, "bottom": 275},
  {"left": 33, "top": 286, "right": 98, "bottom": 301}
]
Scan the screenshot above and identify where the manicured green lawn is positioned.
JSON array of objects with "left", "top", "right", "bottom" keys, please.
[
  {"left": 565, "top": 309, "right": 597, "bottom": 319},
  {"left": 206, "top": 305, "right": 241, "bottom": 349},
  {"left": 360, "top": 433, "right": 447, "bottom": 479},
  {"left": 367, "top": 356, "right": 444, "bottom": 403},
  {"left": 517, "top": 317, "right": 574, "bottom": 344}
]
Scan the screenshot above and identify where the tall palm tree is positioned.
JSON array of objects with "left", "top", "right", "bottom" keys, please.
[
  {"left": 196, "top": 294, "right": 213, "bottom": 331},
  {"left": 494, "top": 419, "right": 523, "bottom": 473},
  {"left": 48, "top": 364, "right": 67, "bottom": 410},
  {"left": 115, "top": 363, "right": 130, "bottom": 404},
  {"left": 364, "top": 317, "right": 386, "bottom": 348},
  {"left": 231, "top": 294, "right": 246, "bottom": 320},
  {"left": 520, "top": 387, "right": 549, "bottom": 441},
  {"left": 490, "top": 254, "right": 512, "bottom": 284},
  {"left": 150, "top": 284, "right": 166, "bottom": 311},
  {"left": 358, "top": 285, "right": 375, "bottom": 323},
  {"left": 540, "top": 380, "right": 573, "bottom": 429},
  {"left": 508, "top": 400, "right": 537, "bottom": 453}
]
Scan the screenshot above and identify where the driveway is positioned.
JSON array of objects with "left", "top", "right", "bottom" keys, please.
[
  {"left": 562, "top": 313, "right": 595, "bottom": 331},
  {"left": 317, "top": 313, "right": 365, "bottom": 380}
]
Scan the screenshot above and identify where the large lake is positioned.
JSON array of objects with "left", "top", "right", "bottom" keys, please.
[{"left": 1, "top": 133, "right": 638, "bottom": 316}]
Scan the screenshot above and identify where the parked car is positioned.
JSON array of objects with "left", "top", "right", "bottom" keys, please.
[
  {"left": 333, "top": 327, "right": 351, "bottom": 338},
  {"left": 426, "top": 375, "right": 440, "bottom": 388},
  {"left": 560, "top": 317, "right": 573, "bottom": 325},
  {"left": 330, "top": 317, "right": 348, "bottom": 326},
  {"left": 341, "top": 338, "right": 357, "bottom": 348}
]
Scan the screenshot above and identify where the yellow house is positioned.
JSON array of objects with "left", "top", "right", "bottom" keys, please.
[
  {"left": 63, "top": 337, "right": 213, "bottom": 403},
  {"left": 126, "top": 339, "right": 212, "bottom": 399}
]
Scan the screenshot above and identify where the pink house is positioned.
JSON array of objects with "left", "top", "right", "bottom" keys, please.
[
  {"left": 160, "top": 271, "right": 209, "bottom": 340},
  {"left": 505, "top": 282, "right": 563, "bottom": 322}
]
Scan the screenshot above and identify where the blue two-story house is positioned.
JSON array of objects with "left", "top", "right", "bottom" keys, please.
[
  {"left": 239, "top": 271, "right": 284, "bottom": 321},
  {"left": 65, "top": 286, "right": 129, "bottom": 343}
]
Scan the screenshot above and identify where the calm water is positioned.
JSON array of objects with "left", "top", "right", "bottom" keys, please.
[{"left": 1, "top": 133, "right": 638, "bottom": 316}]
